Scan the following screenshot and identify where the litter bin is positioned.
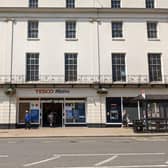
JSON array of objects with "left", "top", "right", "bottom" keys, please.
[{"left": 133, "top": 120, "right": 144, "bottom": 133}]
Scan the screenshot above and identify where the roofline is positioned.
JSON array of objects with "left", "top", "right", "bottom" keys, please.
[{"left": 0, "top": 7, "right": 168, "bottom": 14}]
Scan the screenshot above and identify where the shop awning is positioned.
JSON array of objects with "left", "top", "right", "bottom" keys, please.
[{"left": 134, "top": 94, "right": 168, "bottom": 100}]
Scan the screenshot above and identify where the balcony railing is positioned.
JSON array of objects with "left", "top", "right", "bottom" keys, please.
[{"left": 0, "top": 74, "right": 167, "bottom": 85}]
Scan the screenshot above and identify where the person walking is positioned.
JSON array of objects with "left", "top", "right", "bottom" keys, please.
[
  {"left": 122, "top": 109, "right": 129, "bottom": 127},
  {"left": 48, "top": 112, "right": 54, "bottom": 127},
  {"left": 25, "top": 110, "right": 31, "bottom": 129}
]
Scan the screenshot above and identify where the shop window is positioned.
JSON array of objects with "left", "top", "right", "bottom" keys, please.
[
  {"left": 144, "top": 102, "right": 168, "bottom": 119},
  {"left": 106, "top": 97, "right": 122, "bottom": 123},
  {"left": 123, "top": 97, "right": 138, "bottom": 122},
  {"left": 19, "top": 103, "right": 30, "bottom": 123},
  {"left": 65, "top": 103, "right": 85, "bottom": 123}
]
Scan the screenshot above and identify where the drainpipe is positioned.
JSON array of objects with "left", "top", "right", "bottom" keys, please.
[
  {"left": 96, "top": 9, "right": 101, "bottom": 84},
  {"left": 8, "top": 18, "right": 15, "bottom": 129}
]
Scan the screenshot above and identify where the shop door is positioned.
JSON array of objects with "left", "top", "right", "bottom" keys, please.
[
  {"left": 106, "top": 97, "right": 122, "bottom": 123},
  {"left": 42, "top": 103, "right": 62, "bottom": 127}
]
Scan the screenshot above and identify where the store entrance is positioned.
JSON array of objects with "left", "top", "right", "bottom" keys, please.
[{"left": 42, "top": 103, "right": 62, "bottom": 127}]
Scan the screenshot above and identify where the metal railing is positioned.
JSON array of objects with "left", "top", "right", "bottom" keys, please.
[{"left": 0, "top": 74, "right": 167, "bottom": 84}]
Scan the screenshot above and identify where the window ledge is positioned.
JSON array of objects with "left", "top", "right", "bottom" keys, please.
[
  {"left": 65, "top": 38, "right": 78, "bottom": 41},
  {"left": 112, "top": 38, "right": 125, "bottom": 41},
  {"left": 148, "top": 38, "right": 160, "bottom": 41},
  {"left": 27, "top": 38, "right": 40, "bottom": 41}
]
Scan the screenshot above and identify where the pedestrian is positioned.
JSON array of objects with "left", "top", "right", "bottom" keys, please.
[
  {"left": 122, "top": 109, "right": 128, "bottom": 127},
  {"left": 25, "top": 110, "right": 31, "bottom": 129},
  {"left": 48, "top": 112, "right": 54, "bottom": 127}
]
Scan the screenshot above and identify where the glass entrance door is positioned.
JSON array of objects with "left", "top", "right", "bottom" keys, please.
[
  {"left": 106, "top": 97, "right": 122, "bottom": 123},
  {"left": 42, "top": 103, "right": 63, "bottom": 127}
]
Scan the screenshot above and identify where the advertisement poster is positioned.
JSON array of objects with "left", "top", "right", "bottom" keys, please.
[
  {"left": 65, "top": 106, "right": 73, "bottom": 119},
  {"left": 30, "top": 102, "right": 40, "bottom": 124},
  {"left": 30, "top": 109, "right": 39, "bottom": 123}
]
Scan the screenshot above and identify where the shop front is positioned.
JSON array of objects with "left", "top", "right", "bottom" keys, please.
[
  {"left": 16, "top": 88, "right": 86, "bottom": 127},
  {"left": 106, "top": 97, "right": 139, "bottom": 126}
]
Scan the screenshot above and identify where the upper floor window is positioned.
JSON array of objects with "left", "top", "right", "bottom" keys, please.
[
  {"left": 111, "top": 0, "right": 121, "bottom": 8},
  {"left": 147, "top": 22, "right": 157, "bottom": 39},
  {"left": 65, "top": 21, "right": 76, "bottom": 39},
  {"left": 28, "top": 21, "right": 38, "bottom": 39},
  {"left": 29, "top": 0, "right": 38, "bottom": 8},
  {"left": 148, "top": 53, "right": 162, "bottom": 82},
  {"left": 112, "top": 53, "right": 126, "bottom": 82},
  {"left": 65, "top": 53, "right": 77, "bottom": 81},
  {"left": 26, "top": 53, "right": 39, "bottom": 81},
  {"left": 66, "top": 0, "right": 75, "bottom": 8},
  {"left": 146, "top": 0, "right": 154, "bottom": 8},
  {"left": 112, "top": 22, "right": 123, "bottom": 38}
]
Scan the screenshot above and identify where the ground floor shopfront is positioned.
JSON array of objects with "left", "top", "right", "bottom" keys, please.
[{"left": 0, "top": 87, "right": 168, "bottom": 128}]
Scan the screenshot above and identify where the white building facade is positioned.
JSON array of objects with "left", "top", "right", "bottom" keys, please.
[{"left": 0, "top": 0, "right": 168, "bottom": 128}]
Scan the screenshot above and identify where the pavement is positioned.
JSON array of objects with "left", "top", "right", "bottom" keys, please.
[{"left": 0, "top": 127, "right": 168, "bottom": 138}]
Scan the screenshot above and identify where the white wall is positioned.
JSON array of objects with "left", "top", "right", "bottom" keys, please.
[
  {"left": 0, "top": 12, "right": 168, "bottom": 79},
  {"left": 11, "top": 19, "right": 99, "bottom": 76},
  {"left": 0, "top": 90, "right": 16, "bottom": 124},
  {"left": 122, "top": 0, "right": 145, "bottom": 8},
  {"left": 0, "top": 0, "right": 27, "bottom": 7},
  {"left": 0, "top": 0, "right": 168, "bottom": 8}
]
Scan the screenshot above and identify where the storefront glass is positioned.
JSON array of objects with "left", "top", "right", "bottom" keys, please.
[
  {"left": 18, "top": 103, "right": 30, "bottom": 123},
  {"left": 65, "top": 103, "right": 85, "bottom": 123},
  {"left": 18, "top": 102, "right": 40, "bottom": 124},
  {"left": 123, "top": 97, "right": 138, "bottom": 122},
  {"left": 145, "top": 102, "right": 168, "bottom": 119},
  {"left": 106, "top": 97, "right": 122, "bottom": 123}
]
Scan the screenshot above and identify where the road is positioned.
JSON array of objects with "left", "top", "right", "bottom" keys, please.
[{"left": 0, "top": 137, "right": 168, "bottom": 168}]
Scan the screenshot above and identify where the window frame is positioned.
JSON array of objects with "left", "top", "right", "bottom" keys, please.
[
  {"left": 65, "top": 21, "right": 76, "bottom": 39},
  {"left": 28, "top": 20, "right": 39, "bottom": 39},
  {"left": 148, "top": 53, "right": 162, "bottom": 82},
  {"left": 146, "top": 0, "right": 155, "bottom": 8},
  {"left": 111, "top": 0, "right": 121, "bottom": 8},
  {"left": 65, "top": 53, "right": 77, "bottom": 82},
  {"left": 29, "top": 0, "right": 38, "bottom": 8},
  {"left": 112, "top": 53, "right": 126, "bottom": 82},
  {"left": 112, "top": 22, "right": 123, "bottom": 39},
  {"left": 66, "top": 0, "right": 75, "bottom": 8},
  {"left": 26, "top": 53, "right": 39, "bottom": 81},
  {"left": 147, "top": 21, "right": 158, "bottom": 39}
]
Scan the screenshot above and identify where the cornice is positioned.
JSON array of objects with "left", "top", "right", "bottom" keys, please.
[{"left": 0, "top": 7, "right": 168, "bottom": 14}]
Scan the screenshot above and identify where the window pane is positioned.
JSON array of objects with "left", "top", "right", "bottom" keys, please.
[
  {"left": 29, "top": 0, "right": 38, "bottom": 8},
  {"left": 65, "top": 53, "right": 77, "bottom": 81},
  {"left": 147, "top": 22, "right": 157, "bottom": 39},
  {"left": 146, "top": 0, "right": 154, "bottom": 8},
  {"left": 28, "top": 21, "right": 38, "bottom": 38},
  {"left": 19, "top": 103, "right": 30, "bottom": 123},
  {"left": 66, "top": 21, "right": 76, "bottom": 39},
  {"left": 65, "top": 103, "right": 85, "bottom": 123},
  {"left": 112, "top": 53, "right": 126, "bottom": 82},
  {"left": 112, "top": 22, "right": 123, "bottom": 38},
  {"left": 26, "top": 53, "right": 39, "bottom": 81},
  {"left": 148, "top": 53, "right": 162, "bottom": 81},
  {"left": 66, "top": 0, "right": 75, "bottom": 8},
  {"left": 111, "top": 0, "right": 120, "bottom": 8}
]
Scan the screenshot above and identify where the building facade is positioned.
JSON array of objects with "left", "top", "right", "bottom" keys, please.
[{"left": 0, "top": 0, "right": 168, "bottom": 128}]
